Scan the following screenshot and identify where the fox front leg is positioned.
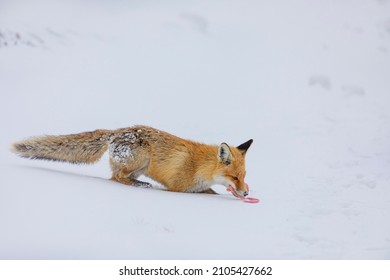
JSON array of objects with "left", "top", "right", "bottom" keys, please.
[{"left": 201, "top": 188, "right": 218, "bottom": 195}]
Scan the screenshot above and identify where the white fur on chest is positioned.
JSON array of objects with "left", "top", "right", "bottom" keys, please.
[
  {"left": 185, "top": 175, "right": 234, "bottom": 193},
  {"left": 185, "top": 178, "right": 214, "bottom": 193}
]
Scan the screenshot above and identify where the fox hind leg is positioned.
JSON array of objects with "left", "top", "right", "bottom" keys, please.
[
  {"left": 111, "top": 167, "right": 152, "bottom": 188},
  {"left": 109, "top": 137, "right": 151, "bottom": 188},
  {"left": 130, "top": 179, "right": 152, "bottom": 188}
]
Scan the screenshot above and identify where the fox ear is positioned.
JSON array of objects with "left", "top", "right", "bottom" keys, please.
[
  {"left": 218, "top": 143, "right": 232, "bottom": 165},
  {"left": 237, "top": 139, "right": 253, "bottom": 154}
]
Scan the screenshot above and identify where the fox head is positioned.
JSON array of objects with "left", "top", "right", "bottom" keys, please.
[{"left": 214, "top": 139, "right": 253, "bottom": 196}]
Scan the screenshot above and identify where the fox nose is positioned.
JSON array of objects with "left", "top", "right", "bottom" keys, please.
[{"left": 243, "top": 191, "right": 248, "bottom": 197}]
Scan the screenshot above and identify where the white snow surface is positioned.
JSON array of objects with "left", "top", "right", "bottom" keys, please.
[{"left": 1, "top": 0, "right": 390, "bottom": 259}]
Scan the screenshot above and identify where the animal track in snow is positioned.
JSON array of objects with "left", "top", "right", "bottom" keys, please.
[
  {"left": 179, "top": 12, "right": 209, "bottom": 33},
  {"left": 342, "top": 85, "right": 366, "bottom": 97},
  {"left": 308, "top": 75, "right": 332, "bottom": 90},
  {"left": 360, "top": 179, "right": 377, "bottom": 189},
  {"left": 0, "top": 30, "right": 45, "bottom": 48}
]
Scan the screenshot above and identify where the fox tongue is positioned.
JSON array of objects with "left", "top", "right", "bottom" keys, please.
[
  {"left": 227, "top": 184, "right": 249, "bottom": 199},
  {"left": 227, "top": 186, "right": 245, "bottom": 199},
  {"left": 227, "top": 185, "right": 260, "bottom": 204}
]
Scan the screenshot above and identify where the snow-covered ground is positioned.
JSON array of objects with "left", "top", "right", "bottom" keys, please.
[{"left": 1, "top": 0, "right": 390, "bottom": 259}]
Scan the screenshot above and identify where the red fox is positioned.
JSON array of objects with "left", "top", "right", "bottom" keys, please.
[{"left": 11, "top": 125, "right": 253, "bottom": 196}]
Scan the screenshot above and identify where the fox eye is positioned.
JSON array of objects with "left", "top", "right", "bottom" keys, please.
[{"left": 231, "top": 176, "right": 239, "bottom": 181}]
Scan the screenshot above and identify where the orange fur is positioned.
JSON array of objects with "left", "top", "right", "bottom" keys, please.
[{"left": 11, "top": 125, "right": 253, "bottom": 195}]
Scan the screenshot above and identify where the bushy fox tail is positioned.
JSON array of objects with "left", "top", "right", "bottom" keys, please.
[{"left": 11, "top": 129, "right": 112, "bottom": 164}]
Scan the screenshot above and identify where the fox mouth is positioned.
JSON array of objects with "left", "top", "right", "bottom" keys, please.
[
  {"left": 227, "top": 182, "right": 250, "bottom": 197},
  {"left": 238, "top": 189, "right": 249, "bottom": 197},
  {"left": 227, "top": 185, "right": 259, "bottom": 203},
  {"left": 228, "top": 186, "right": 248, "bottom": 197}
]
